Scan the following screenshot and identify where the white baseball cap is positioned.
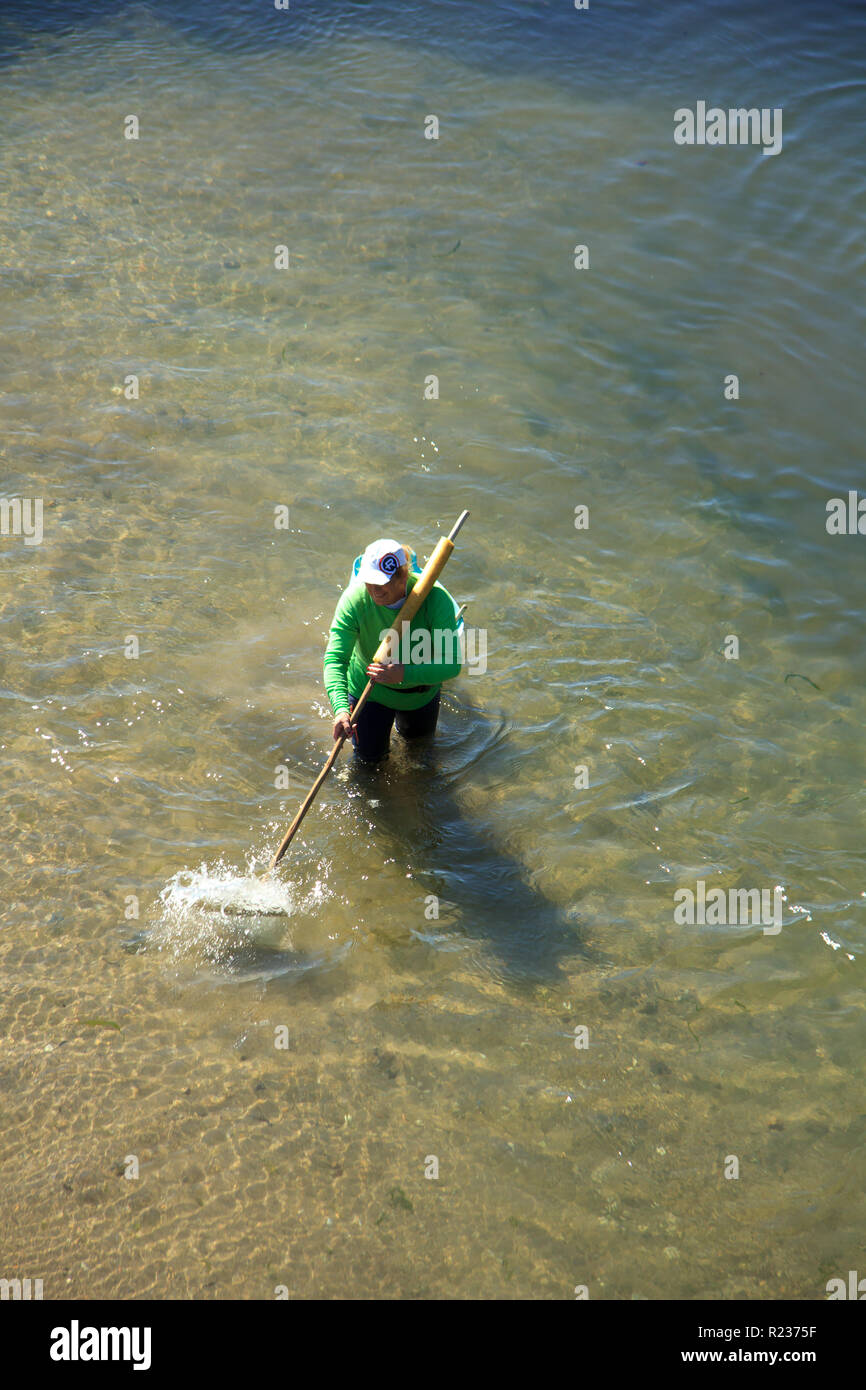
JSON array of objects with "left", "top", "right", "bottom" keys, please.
[{"left": 357, "top": 538, "right": 407, "bottom": 585}]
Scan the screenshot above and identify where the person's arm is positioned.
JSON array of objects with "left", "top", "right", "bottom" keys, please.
[
  {"left": 323, "top": 590, "right": 360, "bottom": 732},
  {"left": 399, "top": 586, "right": 463, "bottom": 685}
]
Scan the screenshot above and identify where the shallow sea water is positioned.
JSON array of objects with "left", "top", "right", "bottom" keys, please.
[{"left": 1, "top": 0, "right": 865, "bottom": 1298}]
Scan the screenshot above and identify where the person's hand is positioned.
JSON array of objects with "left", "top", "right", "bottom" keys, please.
[
  {"left": 366, "top": 661, "right": 404, "bottom": 685},
  {"left": 333, "top": 710, "right": 354, "bottom": 742}
]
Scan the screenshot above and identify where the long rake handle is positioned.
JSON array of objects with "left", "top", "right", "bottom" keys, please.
[{"left": 269, "top": 514, "right": 469, "bottom": 869}]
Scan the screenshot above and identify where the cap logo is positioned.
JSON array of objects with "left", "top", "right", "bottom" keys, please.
[{"left": 378, "top": 551, "right": 399, "bottom": 576}]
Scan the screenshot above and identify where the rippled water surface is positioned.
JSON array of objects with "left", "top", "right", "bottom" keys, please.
[{"left": 2, "top": 0, "right": 865, "bottom": 1299}]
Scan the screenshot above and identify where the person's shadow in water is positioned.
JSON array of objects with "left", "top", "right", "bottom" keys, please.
[{"left": 344, "top": 696, "right": 597, "bottom": 989}]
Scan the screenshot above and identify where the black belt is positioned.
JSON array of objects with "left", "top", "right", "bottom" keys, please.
[{"left": 399, "top": 684, "right": 432, "bottom": 694}]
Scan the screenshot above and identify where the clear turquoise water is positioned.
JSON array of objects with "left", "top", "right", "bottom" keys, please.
[{"left": 1, "top": 0, "right": 865, "bottom": 1299}]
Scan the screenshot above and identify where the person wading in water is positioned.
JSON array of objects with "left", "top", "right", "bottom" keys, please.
[{"left": 323, "top": 538, "right": 462, "bottom": 763}]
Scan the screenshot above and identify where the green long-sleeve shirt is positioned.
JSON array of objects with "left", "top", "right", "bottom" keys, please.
[{"left": 323, "top": 573, "right": 462, "bottom": 713}]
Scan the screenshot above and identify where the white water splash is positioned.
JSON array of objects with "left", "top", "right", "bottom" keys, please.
[
  {"left": 150, "top": 856, "right": 333, "bottom": 967},
  {"left": 161, "top": 862, "right": 296, "bottom": 918}
]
